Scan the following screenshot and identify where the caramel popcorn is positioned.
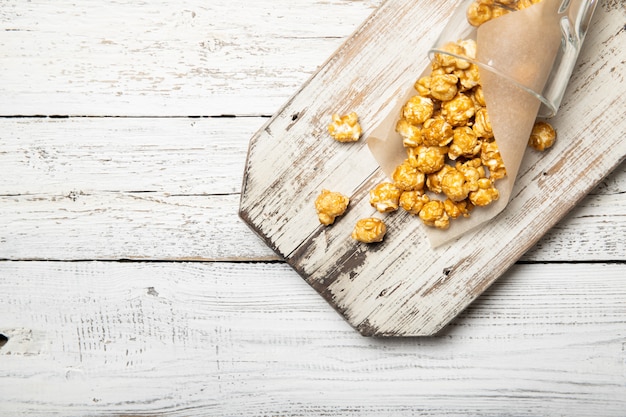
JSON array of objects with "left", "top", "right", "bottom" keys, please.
[
  {"left": 407, "top": 145, "right": 448, "bottom": 174},
  {"left": 481, "top": 140, "right": 507, "bottom": 180},
  {"left": 442, "top": 93, "right": 476, "bottom": 126},
  {"left": 472, "top": 107, "right": 493, "bottom": 139},
  {"left": 455, "top": 63, "right": 481, "bottom": 91},
  {"left": 400, "top": 191, "right": 431, "bottom": 215},
  {"left": 516, "top": 0, "right": 542, "bottom": 10},
  {"left": 328, "top": 112, "right": 362, "bottom": 143},
  {"left": 448, "top": 126, "right": 481, "bottom": 160},
  {"left": 430, "top": 73, "right": 459, "bottom": 102},
  {"left": 369, "top": 182, "right": 402, "bottom": 213},
  {"left": 315, "top": 189, "right": 350, "bottom": 226},
  {"left": 426, "top": 164, "right": 455, "bottom": 194},
  {"left": 392, "top": 160, "right": 426, "bottom": 191},
  {"left": 467, "top": 0, "right": 510, "bottom": 27},
  {"left": 419, "top": 200, "right": 450, "bottom": 229},
  {"left": 444, "top": 198, "right": 474, "bottom": 219},
  {"left": 351, "top": 218, "right": 387, "bottom": 243},
  {"left": 471, "top": 85, "right": 487, "bottom": 108},
  {"left": 528, "top": 121, "right": 556, "bottom": 151},
  {"left": 469, "top": 178, "right": 500, "bottom": 206},
  {"left": 433, "top": 43, "right": 471, "bottom": 72},
  {"left": 421, "top": 117, "right": 454, "bottom": 147},
  {"left": 396, "top": 118, "right": 423, "bottom": 147},
  {"left": 401, "top": 95, "right": 435, "bottom": 126},
  {"left": 414, "top": 76, "right": 432, "bottom": 97},
  {"left": 441, "top": 167, "right": 470, "bottom": 202}
]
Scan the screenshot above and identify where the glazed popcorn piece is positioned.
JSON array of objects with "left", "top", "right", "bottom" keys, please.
[
  {"left": 442, "top": 92, "right": 476, "bottom": 126},
  {"left": 328, "top": 112, "right": 362, "bottom": 143},
  {"left": 369, "top": 182, "right": 402, "bottom": 213},
  {"left": 351, "top": 218, "right": 387, "bottom": 243},
  {"left": 472, "top": 107, "right": 494, "bottom": 139},
  {"left": 444, "top": 198, "right": 474, "bottom": 219},
  {"left": 396, "top": 118, "right": 423, "bottom": 147},
  {"left": 392, "top": 160, "right": 426, "bottom": 191},
  {"left": 400, "top": 191, "right": 431, "bottom": 215},
  {"left": 481, "top": 140, "right": 507, "bottom": 180},
  {"left": 426, "top": 164, "right": 455, "bottom": 194},
  {"left": 448, "top": 126, "right": 481, "bottom": 160},
  {"left": 430, "top": 73, "right": 459, "bottom": 101},
  {"left": 401, "top": 96, "right": 435, "bottom": 126},
  {"left": 419, "top": 200, "right": 450, "bottom": 230},
  {"left": 469, "top": 178, "right": 500, "bottom": 206},
  {"left": 421, "top": 117, "right": 454, "bottom": 147},
  {"left": 314, "top": 189, "right": 350, "bottom": 226},
  {"left": 407, "top": 145, "right": 448, "bottom": 174},
  {"left": 528, "top": 121, "right": 556, "bottom": 151}
]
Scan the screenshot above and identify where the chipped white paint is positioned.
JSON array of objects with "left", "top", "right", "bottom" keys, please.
[{"left": 0, "top": 0, "right": 624, "bottom": 415}]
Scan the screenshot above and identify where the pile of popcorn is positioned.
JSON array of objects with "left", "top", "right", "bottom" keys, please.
[{"left": 315, "top": 0, "right": 556, "bottom": 244}]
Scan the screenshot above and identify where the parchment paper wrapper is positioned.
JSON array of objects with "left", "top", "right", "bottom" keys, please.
[{"left": 368, "top": 0, "right": 565, "bottom": 247}]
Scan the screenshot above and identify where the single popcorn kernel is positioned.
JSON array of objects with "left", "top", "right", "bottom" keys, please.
[
  {"left": 314, "top": 189, "right": 350, "bottom": 226},
  {"left": 422, "top": 117, "right": 454, "bottom": 147},
  {"left": 328, "top": 112, "right": 362, "bottom": 143},
  {"left": 426, "top": 164, "right": 455, "bottom": 194},
  {"left": 433, "top": 42, "right": 472, "bottom": 72},
  {"left": 441, "top": 168, "right": 470, "bottom": 202},
  {"left": 351, "top": 218, "right": 387, "bottom": 243},
  {"left": 392, "top": 160, "right": 426, "bottom": 191},
  {"left": 414, "top": 76, "right": 432, "bottom": 97},
  {"left": 455, "top": 63, "right": 481, "bottom": 91},
  {"left": 396, "top": 118, "right": 423, "bottom": 147},
  {"left": 369, "top": 182, "right": 402, "bottom": 213},
  {"left": 469, "top": 178, "right": 500, "bottom": 206},
  {"left": 467, "top": 1, "right": 494, "bottom": 26},
  {"left": 458, "top": 39, "right": 477, "bottom": 60},
  {"left": 407, "top": 145, "right": 448, "bottom": 174},
  {"left": 400, "top": 191, "right": 431, "bottom": 215},
  {"left": 442, "top": 93, "right": 476, "bottom": 127},
  {"left": 401, "top": 96, "right": 434, "bottom": 126},
  {"left": 481, "top": 140, "right": 507, "bottom": 180},
  {"left": 444, "top": 198, "right": 474, "bottom": 219},
  {"left": 448, "top": 126, "right": 481, "bottom": 160},
  {"left": 470, "top": 85, "right": 487, "bottom": 108},
  {"left": 419, "top": 200, "right": 450, "bottom": 229},
  {"left": 528, "top": 121, "right": 557, "bottom": 151},
  {"left": 457, "top": 158, "right": 486, "bottom": 187},
  {"left": 430, "top": 73, "right": 459, "bottom": 102},
  {"left": 472, "top": 107, "right": 494, "bottom": 139}
]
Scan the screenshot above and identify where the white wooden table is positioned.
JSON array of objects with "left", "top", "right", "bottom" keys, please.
[{"left": 1, "top": 1, "right": 624, "bottom": 415}]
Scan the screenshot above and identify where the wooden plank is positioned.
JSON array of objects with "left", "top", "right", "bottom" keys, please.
[
  {"left": 0, "top": 0, "right": 381, "bottom": 116},
  {"left": 0, "top": 117, "right": 623, "bottom": 262},
  {"left": 239, "top": 0, "right": 626, "bottom": 335},
  {"left": 1, "top": 261, "right": 624, "bottom": 416}
]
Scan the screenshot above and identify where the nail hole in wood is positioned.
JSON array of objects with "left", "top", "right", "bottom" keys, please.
[
  {"left": 443, "top": 267, "right": 453, "bottom": 276},
  {"left": 0, "top": 334, "right": 8, "bottom": 348},
  {"left": 291, "top": 113, "right": 299, "bottom": 121}
]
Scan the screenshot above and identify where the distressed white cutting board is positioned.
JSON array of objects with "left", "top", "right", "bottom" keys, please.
[{"left": 239, "top": 0, "right": 625, "bottom": 336}]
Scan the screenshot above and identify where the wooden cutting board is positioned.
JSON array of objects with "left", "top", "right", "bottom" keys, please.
[{"left": 239, "top": 0, "right": 625, "bottom": 336}]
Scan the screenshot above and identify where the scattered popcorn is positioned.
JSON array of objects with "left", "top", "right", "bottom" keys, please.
[
  {"left": 401, "top": 95, "right": 435, "bottom": 126},
  {"left": 369, "top": 182, "right": 402, "bottom": 213},
  {"left": 419, "top": 200, "right": 450, "bottom": 229},
  {"left": 314, "top": 189, "right": 350, "bottom": 226},
  {"left": 528, "top": 121, "right": 556, "bottom": 151},
  {"left": 328, "top": 112, "right": 362, "bottom": 143},
  {"left": 400, "top": 191, "right": 431, "bottom": 215},
  {"left": 351, "top": 218, "right": 387, "bottom": 243}
]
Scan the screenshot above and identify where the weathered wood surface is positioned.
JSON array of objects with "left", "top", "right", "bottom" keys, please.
[
  {"left": 239, "top": 0, "right": 625, "bottom": 335},
  {"left": 1, "top": 0, "right": 625, "bottom": 414},
  {"left": 1, "top": 261, "right": 625, "bottom": 416}
]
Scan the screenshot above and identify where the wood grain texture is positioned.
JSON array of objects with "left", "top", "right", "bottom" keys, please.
[
  {"left": 1, "top": 261, "right": 625, "bottom": 416},
  {"left": 239, "top": 0, "right": 626, "bottom": 335},
  {"left": 0, "top": 0, "right": 382, "bottom": 117},
  {"left": 0, "top": 117, "right": 623, "bottom": 261}
]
